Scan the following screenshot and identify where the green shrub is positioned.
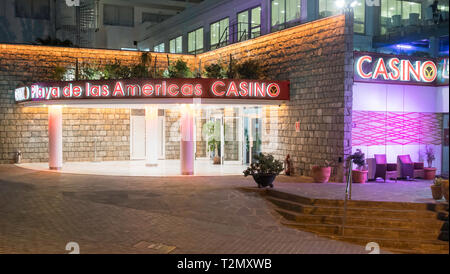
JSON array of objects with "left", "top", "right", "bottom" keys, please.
[
  {"left": 80, "top": 63, "right": 104, "bottom": 80},
  {"left": 204, "top": 63, "right": 226, "bottom": 78},
  {"left": 236, "top": 59, "right": 265, "bottom": 79},
  {"left": 51, "top": 66, "right": 68, "bottom": 81},
  {"left": 167, "top": 59, "right": 192, "bottom": 78},
  {"left": 243, "top": 153, "right": 283, "bottom": 177}
]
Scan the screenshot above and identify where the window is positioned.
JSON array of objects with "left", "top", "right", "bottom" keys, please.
[
  {"left": 353, "top": 0, "right": 365, "bottom": 34},
  {"left": 169, "top": 36, "right": 182, "bottom": 53},
  {"left": 251, "top": 7, "right": 262, "bottom": 38},
  {"left": 210, "top": 18, "right": 229, "bottom": 49},
  {"left": 237, "top": 11, "right": 249, "bottom": 41},
  {"left": 15, "top": 0, "right": 50, "bottom": 20},
  {"left": 380, "top": 0, "right": 422, "bottom": 35},
  {"left": 319, "top": 0, "right": 365, "bottom": 33},
  {"left": 318, "top": 0, "right": 339, "bottom": 18},
  {"left": 104, "top": 4, "right": 134, "bottom": 27},
  {"left": 154, "top": 43, "right": 165, "bottom": 53},
  {"left": 271, "top": 0, "right": 300, "bottom": 27},
  {"left": 142, "top": 12, "right": 171, "bottom": 24},
  {"left": 188, "top": 28, "right": 203, "bottom": 54},
  {"left": 238, "top": 6, "right": 261, "bottom": 42}
]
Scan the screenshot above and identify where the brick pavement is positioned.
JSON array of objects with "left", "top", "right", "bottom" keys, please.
[{"left": 0, "top": 165, "right": 372, "bottom": 254}]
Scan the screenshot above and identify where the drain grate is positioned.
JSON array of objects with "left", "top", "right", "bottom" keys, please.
[{"left": 133, "top": 241, "right": 176, "bottom": 253}]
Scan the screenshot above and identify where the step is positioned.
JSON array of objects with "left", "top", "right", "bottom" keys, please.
[
  {"left": 329, "top": 235, "right": 449, "bottom": 254},
  {"left": 275, "top": 207, "right": 446, "bottom": 231},
  {"left": 267, "top": 196, "right": 445, "bottom": 220},
  {"left": 342, "top": 225, "right": 443, "bottom": 241},
  {"left": 281, "top": 219, "right": 443, "bottom": 241},
  {"left": 266, "top": 189, "right": 449, "bottom": 212},
  {"left": 385, "top": 248, "right": 448, "bottom": 254},
  {"left": 281, "top": 220, "right": 342, "bottom": 235}
]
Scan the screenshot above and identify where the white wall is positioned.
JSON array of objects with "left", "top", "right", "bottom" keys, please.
[{"left": 353, "top": 82, "right": 449, "bottom": 175}]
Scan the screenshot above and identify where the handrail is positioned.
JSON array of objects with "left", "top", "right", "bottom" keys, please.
[
  {"left": 342, "top": 158, "right": 353, "bottom": 236},
  {"left": 214, "top": 22, "right": 261, "bottom": 49}
]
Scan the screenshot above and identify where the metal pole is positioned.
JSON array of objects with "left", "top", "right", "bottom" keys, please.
[{"left": 342, "top": 158, "right": 352, "bottom": 236}]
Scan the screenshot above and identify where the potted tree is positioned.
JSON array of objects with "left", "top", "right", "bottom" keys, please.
[
  {"left": 203, "top": 121, "right": 221, "bottom": 164},
  {"left": 350, "top": 149, "right": 367, "bottom": 184},
  {"left": 424, "top": 146, "right": 437, "bottom": 180},
  {"left": 431, "top": 177, "right": 443, "bottom": 200},
  {"left": 311, "top": 160, "right": 332, "bottom": 183},
  {"left": 425, "top": 145, "right": 436, "bottom": 168},
  {"left": 243, "top": 153, "right": 283, "bottom": 188}
]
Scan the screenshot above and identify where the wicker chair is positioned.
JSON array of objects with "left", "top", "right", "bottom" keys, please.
[
  {"left": 397, "top": 155, "right": 423, "bottom": 180},
  {"left": 374, "top": 154, "right": 398, "bottom": 182}
]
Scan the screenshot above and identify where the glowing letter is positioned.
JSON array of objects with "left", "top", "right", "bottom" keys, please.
[
  {"left": 226, "top": 82, "right": 239, "bottom": 97},
  {"left": 387, "top": 58, "right": 400, "bottom": 80},
  {"left": 113, "top": 82, "right": 125, "bottom": 97},
  {"left": 372, "top": 58, "right": 389, "bottom": 80},
  {"left": 356, "top": 56, "right": 373, "bottom": 79},
  {"left": 211, "top": 81, "right": 225, "bottom": 96}
]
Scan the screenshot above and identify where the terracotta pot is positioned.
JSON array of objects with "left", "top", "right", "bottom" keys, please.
[
  {"left": 430, "top": 185, "right": 443, "bottom": 200},
  {"left": 213, "top": 156, "right": 221, "bottom": 165},
  {"left": 311, "top": 166, "right": 331, "bottom": 183},
  {"left": 352, "top": 170, "right": 368, "bottom": 184},
  {"left": 441, "top": 180, "right": 449, "bottom": 202},
  {"left": 424, "top": 168, "right": 437, "bottom": 180}
]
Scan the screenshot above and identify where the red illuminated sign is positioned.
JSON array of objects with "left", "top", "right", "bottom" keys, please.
[
  {"left": 15, "top": 78, "right": 290, "bottom": 103},
  {"left": 354, "top": 52, "right": 448, "bottom": 86}
]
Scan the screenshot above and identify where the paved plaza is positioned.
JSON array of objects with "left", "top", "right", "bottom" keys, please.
[{"left": 0, "top": 165, "right": 378, "bottom": 254}]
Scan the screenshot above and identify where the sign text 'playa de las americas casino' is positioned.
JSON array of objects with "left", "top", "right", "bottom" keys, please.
[{"left": 14, "top": 79, "right": 290, "bottom": 103}]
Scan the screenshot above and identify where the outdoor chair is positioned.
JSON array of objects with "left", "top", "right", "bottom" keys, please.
[
  {"left": 370, "top": 154, "right": 398, "bottom": 182},
  {"left": 397, "top": 155, "right": 422, "bottom": 180}
]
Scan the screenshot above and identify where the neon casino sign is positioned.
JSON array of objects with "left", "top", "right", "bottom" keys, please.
[
  {"left": 354, "top": 52, "right": 448, "bottom": 86},
  {"left": 14, "top": 78, "right": 290, "bottom": 103}
]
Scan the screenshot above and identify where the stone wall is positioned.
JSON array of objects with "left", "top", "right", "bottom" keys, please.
[
  {"left": 198, "top": 14, "right": 354, "bottom": 181},
  {"left": 164, "top": 109, "right": 181, "bottom": 160},
  {"left": 0, "top": 14, "right": 353, "bottom": 181},
  {"left": 0, "top": 44, "right": 195, "bottom": 163}
]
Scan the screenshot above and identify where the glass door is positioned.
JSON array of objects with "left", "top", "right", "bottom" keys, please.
[
  {"left": 243, "top": 108, "right": 262, "bottom": 164},
  {"left": 223, "top": 116, "right": 242, "bottom": 164}
]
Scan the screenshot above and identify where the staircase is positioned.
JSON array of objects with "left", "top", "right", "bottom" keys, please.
[{"left": 265, "top": 189, "right": 449, "bottom": 254}]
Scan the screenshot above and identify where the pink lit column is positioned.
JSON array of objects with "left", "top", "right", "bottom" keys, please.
[
  {"left": 145, "top": 105, "right": 159, "bottom": 167},
  {"left": 48, "top": 106, "right": 63, "bottom": 170},
  {"left": 180, "top": 105, "right": 194, "bottom": 175}
]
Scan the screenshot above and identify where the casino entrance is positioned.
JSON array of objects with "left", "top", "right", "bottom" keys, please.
[
  {"left": 128, "top": 105, "right": 264, "bottom": 171},
  {"left": 14, "top": 77, "right": 288, "bottom": 176},
  {"left": 17, "top": 104, "right": 271, "bottom": 177}
]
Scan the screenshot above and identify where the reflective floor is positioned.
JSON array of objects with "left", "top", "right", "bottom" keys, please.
[{"left": 17, "top": 159, "right": 249, "bottom": 176}]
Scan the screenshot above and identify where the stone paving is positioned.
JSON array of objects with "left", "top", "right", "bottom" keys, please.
[{"left": 0, "top": 165, "right": 373, "bottom": 254}]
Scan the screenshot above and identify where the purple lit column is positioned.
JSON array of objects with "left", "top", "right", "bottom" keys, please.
[
  {"left": 180, "top": 104, "right": 194, "bottom": 175},
  {"left": 48, "top": 106, "right": 63, "bottom": 170},
  {"left": 145, "top": 105, "right": 159, "bottom": 167}
]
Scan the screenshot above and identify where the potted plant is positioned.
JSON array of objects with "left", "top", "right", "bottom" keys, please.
[
  {"left": 350, "top": 149, "right": 368, "bottom": 184},
  {"left": 243, "top": 153, "right": 283, "bottom": 188},
  {"left": 431, "top": 178, "right": 443, "bottom": 200},
  {"left": 425, "top": 145, "right": 436, "bottom": 168},
  {"left": 203, "top": 121, "right": 221, "bottom": 164},
  {"left": 311, "top": 160, "right": 332, "bottom": 183}
]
